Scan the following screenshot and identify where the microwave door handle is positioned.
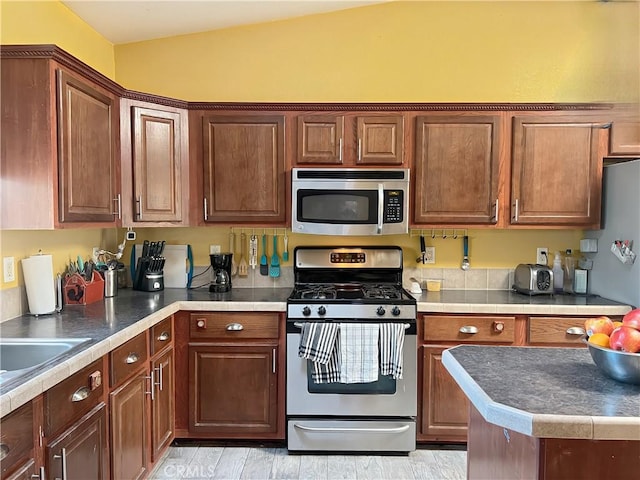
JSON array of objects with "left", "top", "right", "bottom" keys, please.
[{"left": 377, "top": 184, "right": 384, "bottom": 234}]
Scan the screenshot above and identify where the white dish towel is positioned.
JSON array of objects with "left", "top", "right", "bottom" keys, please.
[
  {"left": 340, "top": 323, "right": 379, "bottom": 383},
  {"left": 380, "top": 323, "right": 406, "bottom": 379}
]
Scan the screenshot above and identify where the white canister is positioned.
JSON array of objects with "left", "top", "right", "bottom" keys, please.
[{"left": 573, "top": 269, "right": 588, "bottom": 295}]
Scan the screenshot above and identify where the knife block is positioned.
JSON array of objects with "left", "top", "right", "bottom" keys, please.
[{"left": 64, "top": 271, "right": 104, "bottom": 305}]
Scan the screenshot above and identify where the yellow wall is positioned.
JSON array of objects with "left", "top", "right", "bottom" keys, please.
[
  {"left": 1, "top": 1, "right": 638, "bottom": 291},
  {"left": 113, "top": 1, "right": 639, "bottom": 103},
  {"left": 0, "top": 0, "right": 115, "bottom": 78}
]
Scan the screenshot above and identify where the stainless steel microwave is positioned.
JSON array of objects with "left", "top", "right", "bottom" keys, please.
[{"left": 291, "top": 168, "right": 410, "bottom": 236}]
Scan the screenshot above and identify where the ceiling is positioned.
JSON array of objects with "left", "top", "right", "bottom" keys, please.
[{"left": 62, "top": 0, "right": 390, "bottom": 45}]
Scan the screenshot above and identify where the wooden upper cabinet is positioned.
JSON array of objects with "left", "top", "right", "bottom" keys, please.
[
  {"left": 296, "top": 113, "right": 404, "bottom": 166},
  {"left": 510, "top": 114, "right": 609, "bottom": 228},
  {"left": 609, "top": 110, "right": 640, "bottom": 156},
  {"left": 202, "top": 114, "right": 286, "bottom": 224},
  {"left": 414, "top": 114, "right": 502, "bottom": 225},
  {"left": 120, "top": 101, "right": 189, "bottom": 225},
  {"left": 57, "top": 69, "right": 119, "bottom": 223}
]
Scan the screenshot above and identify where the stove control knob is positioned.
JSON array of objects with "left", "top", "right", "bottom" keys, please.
[
  {"left": 317, "top": 306, "right": 326, "bottom": 316},
  {"left": 302, "top": 306, "right": 311, "bottom": 316},
  {"left": 376, "top": 306, "right": 386, "bottom": 316},
  {"left": 391, "top": 306, "right": 401, "bottom": 316}
]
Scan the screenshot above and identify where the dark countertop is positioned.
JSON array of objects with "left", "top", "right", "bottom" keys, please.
[
  {"left": 0, "top": 287, "right": 631, "bottom": 416},
  {"left": 442, "top": 345, "right": 640, "bottom": 440}
]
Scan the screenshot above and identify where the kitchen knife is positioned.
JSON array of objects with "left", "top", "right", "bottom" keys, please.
[{"left": 142, "top": 240, "right": 150, "bottom": 257}]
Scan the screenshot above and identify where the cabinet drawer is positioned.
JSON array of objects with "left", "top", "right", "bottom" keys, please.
[
  {"left": 0, "top": 401, "right": 33, "bottom": 478},
  {"left": 45, "top": 359, "right": 104, "bottom": 437},
  {"left": 190, "top": 313, "right": 279, "bottom": 340},
  {"left": 151, "top": 316, "right": 173, "bottom": 355},
  {"left": 423, "top": 315, "right": 516, "bottom": 343},
  {"left": 529, "top": 317, "right": 589, "bottom": 345},
  {"left": 110, "top": 332, "right": 148, "bottom": 387}
]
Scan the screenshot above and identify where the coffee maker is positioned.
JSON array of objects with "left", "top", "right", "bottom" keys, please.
[{"left": 210, "top": 253, "right": 232, "bottom": 293}]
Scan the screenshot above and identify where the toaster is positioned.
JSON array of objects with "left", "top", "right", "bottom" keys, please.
[{"left": 513, "top": 263, "right": 554, "bottom": 295}]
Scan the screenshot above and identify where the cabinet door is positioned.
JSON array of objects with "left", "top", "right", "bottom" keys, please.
[
  {"left": 297, "top": 115, "right": 345, "bottom": 164},
  {"left": 57, "top": 69, "right": 118, "bottom": 223},
  {"left": 610, "top": 116, "right": 640, "bottom": 156},
  {"left": 414, "top": 115, "right": 501, "bottom": 224},
  {"left": 151, "top": 348, "right": 174, "bottom": 462},
  {"left": 189, "top": 345, "right": 278, "bottom": 436},
  {"left": 46, "top": 403, "right": 108, "bottom": 480},
  {"left": 132, "top": 106, "right": 185, "bottom": 222},
  {"left": 511, "top": 115, "right": 609, "bottom": 227},
  {"left": 203, "top": 115, "right": 285, "bottom": 223},
  {"left": 356, "top": 115, "right": 404, "bottom": 165},
  {"left": 110, "top": 374, "right": 149, "bottom": 480},
  {"left": 420, "top": 346, "right": 469, "bottom": 442},
  {"left": 0, "top": 402, "right": 34, "bottom": 479}
]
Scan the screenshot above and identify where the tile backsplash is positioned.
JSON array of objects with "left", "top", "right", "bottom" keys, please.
[{"left": 0, "top": 267, "right": 514, "bottom": 323}]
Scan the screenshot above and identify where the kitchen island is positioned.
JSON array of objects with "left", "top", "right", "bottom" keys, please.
[{"left": 442, "top": 345, "right": 640, "bottom": 479}]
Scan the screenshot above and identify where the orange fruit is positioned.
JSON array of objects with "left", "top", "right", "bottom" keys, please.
[
  {"left": 613, "top": 321, "right": 624, "bottom": 329},
  {"left": 588, "top": 332, "right": 610, "bottom": 348}
]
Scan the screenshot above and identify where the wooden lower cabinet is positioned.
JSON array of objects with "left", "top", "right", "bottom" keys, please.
[
  {"left": 151, "top": 347, "right": 175, "bottom": 462},
  {"left": 0, "top": 401, "right": 38, "bottom": 480},
  {"left": 110, "top": 373, "right": 149, "bottom": 480},
  {"left": 420, "top": 346, "right": 470, "bottom": 442},
  {"left": 46, "top": 403, "right": 109, "bottom": 480},
  {"left": 189, "top": 345, "right": 279, "bottom": 437}
]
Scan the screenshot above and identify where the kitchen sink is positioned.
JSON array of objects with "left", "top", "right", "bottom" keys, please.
[{"left": 0, "top": 337, "right": 93, "bottom": 388}]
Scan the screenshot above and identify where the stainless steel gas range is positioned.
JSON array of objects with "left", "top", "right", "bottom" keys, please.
[{"left": 286, "top": 246, "right": 417, "bottom": 453}]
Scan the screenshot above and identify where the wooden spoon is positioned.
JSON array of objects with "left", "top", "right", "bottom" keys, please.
[{"left": 238, "top": 233, "right": 248, "bottom": 277}]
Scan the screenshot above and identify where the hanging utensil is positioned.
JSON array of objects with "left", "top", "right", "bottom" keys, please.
[
  {"left": 259, "top": 234, "right": 268, "bottom": 276},
  {"left": 283, "top": 231, "right": 289, "bottom": 262},
  {"left": 416, "top": 235, "right": 426, "bottom": 263},
  {"left": 269, "top": 234, "right": 280, "bottom": 278},
  {"left": 238, "top": 233, "right": 248, "bottom": 277},
  {"left": 249, "top": 235, "right": 258, "bottom": 270},
  {"left": 461, "top": 235, "right": 470, "bottom": 270},
  {"left": 229, "top": 231, "right": 237, "bottom": 277}
]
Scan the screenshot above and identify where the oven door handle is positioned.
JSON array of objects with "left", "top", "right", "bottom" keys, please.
[
  {"left": 293, "top": 322, "right": 411, "bottom": 330},
  {"left": 293, "top": 423, "right": 411, "bottom": 434},
  {"left": 377, "top": 183, "right": 384, "bottom": 234}
]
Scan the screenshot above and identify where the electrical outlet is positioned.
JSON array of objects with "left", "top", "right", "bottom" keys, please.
[
  {"left": 536, "top": 247, "right": 549, "bottom": 265},
  {"left": 3, "top": 256, "right": 15, "bottom": 283},
  {"left": 209, "top": 245, "right": 221, "bottom": 254},
  {"left": 424, "top": 247, "right": 435, "bottom": 264}
]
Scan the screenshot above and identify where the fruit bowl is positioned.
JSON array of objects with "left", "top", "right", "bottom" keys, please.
[{"left": 582, "top": 337, "right": 640, "bottom": 385}]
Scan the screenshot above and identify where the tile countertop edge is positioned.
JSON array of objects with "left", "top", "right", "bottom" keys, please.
[{"left": 441, "top": 347, "right": 640, "bottom": 441}]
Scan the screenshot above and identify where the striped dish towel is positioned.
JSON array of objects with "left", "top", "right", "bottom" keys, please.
[
  {"left": 340, "top": 323, "right": 379, "bottom": 383},
  {"left": 298, "top": 322, "right": 341, "bottom": 384},
  {"left": 380, "top": 323, "right": 405, "bottom": 379}
]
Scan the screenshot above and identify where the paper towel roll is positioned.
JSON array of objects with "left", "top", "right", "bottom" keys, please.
[{"left": 21, "top": 254, "right": 56, "bottom": 315}]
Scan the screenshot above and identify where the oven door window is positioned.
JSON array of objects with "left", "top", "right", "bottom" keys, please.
[
  {"left": 306, "top": 363, "right": 397, "bottom": 394},
  {"left": 298, "top": 189, "right": 377, "bottom": 224}
]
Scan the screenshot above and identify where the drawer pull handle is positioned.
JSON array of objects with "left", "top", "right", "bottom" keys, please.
[
  {"left": 71, "top": 386, "right": 90, "bottom": 402},
  {"left": 566, "top": 326, "right": 586, "bottom": 336},
  {"left": 126, "top": 353, "right": 139, "bottom": 364},
  {"left": 0, "top": 443, "right": 9, "bottom": 461},
  {"left": 31, "top": 466, "right": 45, "bottom": 480},
  {"left": 226, "top": 323, "right": 244, "bottom": 331},
  {"left": 459, "top": 325, "right": 479, "bottom": 334},
  {"left": 157, "top": 331, "right": 170, "bottom": 341},
  {"left": 145, "top": 370, "right": 156, "bottom": 401}
]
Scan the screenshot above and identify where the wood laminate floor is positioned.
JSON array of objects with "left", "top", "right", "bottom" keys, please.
[{"left": 150, "top": 443, "right": 467, "bottom": 480}]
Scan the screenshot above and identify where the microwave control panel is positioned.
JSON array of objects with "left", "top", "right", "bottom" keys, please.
[{"left": 383, "top": 190, "right": 404, "bottom": 223}]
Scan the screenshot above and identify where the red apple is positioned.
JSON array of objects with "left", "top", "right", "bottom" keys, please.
[
  {"left": 622, "top": 308, "right": 640, "bottom": 331},
  {"left": 584, "top": 316, "right": 614, "bottom": 337},
  {"left": 609, "top": 326, "right": 640, "bottom": 353}
]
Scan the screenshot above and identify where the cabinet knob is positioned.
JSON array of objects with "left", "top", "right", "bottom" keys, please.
[
  {"left": 459, "top": 325, "right": 479, "bottom": 334},
  {"left": 196, "top": 318, "right": 206, "bottom": 329},
  {"left": 493, "top": 321, "right": 505, "bottom": 333}
]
